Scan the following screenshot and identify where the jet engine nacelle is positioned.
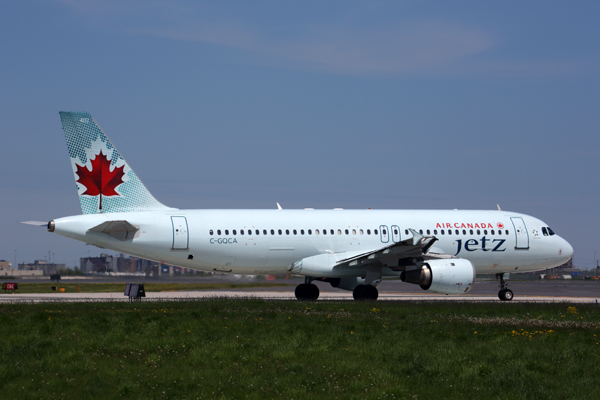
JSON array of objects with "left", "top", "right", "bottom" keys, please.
[{"left": 400, "top": 258, "right": 475, "bottom": 294}]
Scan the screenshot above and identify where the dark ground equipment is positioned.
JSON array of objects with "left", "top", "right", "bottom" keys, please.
[{"left": 124, "top": 283, "right": 146, "bottom": 302}]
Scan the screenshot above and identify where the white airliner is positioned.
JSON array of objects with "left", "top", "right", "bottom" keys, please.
[{"left": 34, "top": 112, "right": 574, "bottom": 301}]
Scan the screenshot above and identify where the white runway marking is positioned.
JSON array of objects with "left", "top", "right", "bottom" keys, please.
[{"left": 0, "top": 291, "right": 597, "bottom": 303}]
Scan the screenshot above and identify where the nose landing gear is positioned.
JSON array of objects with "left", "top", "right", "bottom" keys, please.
[{"left": 496, "top": 273, "right": 514, "bottom": 301}]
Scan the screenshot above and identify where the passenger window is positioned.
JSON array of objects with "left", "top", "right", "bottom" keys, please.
[
  {"left": 462, "top": 229, "right": 466, "bottom": 235},
  {"left": 209, "top": 230, "right": 214, "bottom": 235},
  {"left": 248, "top": 230, "right": 252, "bottom": 235},
  {"left": 345, "top": 229, "right": 349, "bottom": 235},
  {"left": 270, "top": 229, "right": 275, "bottom": 235},
  {"left": 352, "top": 229, "right": 356, "bottom": 235},
  {"left": 331, "top": 229, "right": 335, "bottom": 235},
  {"left": 315, "top": 229, "right": 319, "bottom": 235},
  {"left": 498, "top": 230, "right": 502, "bottom": 236},
  {"left": 301, "top": 229, "right": 304, "bottom": 235},
  {"left": 263, "top": 229, "right": 267, "bottom": 235},
  {"left": 469, "top": 229, "right": 473, "bottom": 235},
  {"left": 484, "top": 230, "right": 488, "bottom": 235},
  {"left": 383, "top": 229, "right": 387, "bottom": 235},
  {"left": 308, "top": 229, "right": 312, "bottom": 235},
  {"left": 233, "top": 230, "right": 237, "bottom": 235},
  {"left": 225, "top": 229, "right": 229, "bottom": 235},
  {"left": 505, "top": 230, "right": 509, "bottom": 235},
  {"left": 367, "top": 229, "right": 371, "bottom": 235},
  {"left": 477, "top": 230, "right": 481, "bottom": 235},
  {"left": 323, "top": 229, "right": 327, "bottom": 235},
  {"left": 338, "top": 229, "right": 342, "bottom": 235},
  {"left": 491, "top": 230, "right": 495, "bottom": 235},
  {"left": 427, "top": 229, "right": 430, "bottom": 235},
  {"left": 360, "top": 229, "right": 364, "bottom": 235},
  {"left": 256, "top": 229, "right": 260, "bottom": 235},
  {"left": 286, "top": 229, "right": 290, "bottom": 235},
  {"left": 278, "top": 229, "right": 282, "bottom": 235},
  {"left": 441, "top": 229, "right": 445, "bottom": 235},
  {"left": 455, "top": 229, "right": 459, "bottom": 235},
  {"left": 374, "top": 229, "right": 378, "bottom": 235},
  {"left": 433, "top": 229, "right": 438, "bottom": 235},
  {"left": 293, "top": 229, "right": 297, "bottom": 235}
]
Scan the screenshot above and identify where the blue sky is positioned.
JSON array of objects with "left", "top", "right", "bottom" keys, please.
[{"left": 1, "top": 1, "right": 599, "bottom": 269}]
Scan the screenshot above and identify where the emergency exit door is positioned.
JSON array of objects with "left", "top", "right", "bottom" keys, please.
[{"left": 171, "top": 216, "right": 189, "bottom": 250}]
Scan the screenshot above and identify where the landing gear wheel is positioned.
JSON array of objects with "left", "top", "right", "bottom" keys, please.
[
  {"left": 295, "top": 283, "right": 320, "bottom": 301},
  {"left": 353, "top": 285, "right": 379, "bottom": 301},
  {"left": 498, "top": 288, "right": 514, "bottom": 301},
  {"left": 352, "top": 285, "right": 364, "bottom": 300},
  {"left": 496, "top": 273, "right": 514, "bottom": 301}
]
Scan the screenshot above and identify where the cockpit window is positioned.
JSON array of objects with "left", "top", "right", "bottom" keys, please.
[
  {"left": 547, "top": 227, "right": 555, "bottom": 236},
  {"left": 542, "top": 227, "right": 548, "bottom": 236}
]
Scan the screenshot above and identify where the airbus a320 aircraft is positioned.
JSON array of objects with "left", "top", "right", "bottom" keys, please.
[{"left": 33, "top": 112, "right": 574, "bottom": 301}]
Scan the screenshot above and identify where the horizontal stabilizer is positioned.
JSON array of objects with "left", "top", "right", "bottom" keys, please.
[
  {"left": 89, "top": 220, "right": 139, "bottom": 241},
  {"left": 20, "top": 221, "right": 48, "bottom": 226}
]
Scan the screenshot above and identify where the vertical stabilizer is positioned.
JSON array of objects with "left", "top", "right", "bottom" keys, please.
[{"left": 59, "top": 112, "right": 173, "bottom": 214}]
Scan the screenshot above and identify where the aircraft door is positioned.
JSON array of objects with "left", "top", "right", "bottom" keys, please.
[
  {"left": 391, "top": 225, "right": 401, "bottom": 243},
  {"left": 171, "top": 216, "right": 189, "bottom": 250},
  {"left": 510, "top": 217, "right": 529, "bottom": 250},
  {"left": 380, "top": 225, "right": 389, "bottom": 243}
]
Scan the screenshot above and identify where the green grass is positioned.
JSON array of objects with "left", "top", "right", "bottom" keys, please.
[
  {"left": 6, "top": 282, "right": 292, "bottom": 294},
  {"left": 0, "top": 300, "right": 599, "bottom": 399}
]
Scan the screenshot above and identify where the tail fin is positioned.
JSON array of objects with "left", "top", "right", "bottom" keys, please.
[{"left": 59, "top": 112, "right": 174, "bottom": 214}]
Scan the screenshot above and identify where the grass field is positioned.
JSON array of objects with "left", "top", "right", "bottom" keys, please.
[
  {"left": 0, "top": 300, "right": 599, "bottom": 399},
  {"left": 4, "top": 282, "right": 292, "bottom": 294}
]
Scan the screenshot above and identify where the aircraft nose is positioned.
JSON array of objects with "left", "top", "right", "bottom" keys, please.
[{"left": 559, "top": 237, "right": 574, "bottom": 260}]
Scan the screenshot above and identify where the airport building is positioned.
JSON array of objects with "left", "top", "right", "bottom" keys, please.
[{"left": 18, "top": 260, "right": 65, "bottom": 275}]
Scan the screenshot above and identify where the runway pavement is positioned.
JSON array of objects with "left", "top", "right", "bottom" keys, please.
[{"left": 0, "top": 279, "right": 598, "bottom": 303}]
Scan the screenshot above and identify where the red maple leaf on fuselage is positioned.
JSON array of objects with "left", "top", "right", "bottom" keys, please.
[{"left": 75, "top": 150, "right": 125, "bottom": 210}]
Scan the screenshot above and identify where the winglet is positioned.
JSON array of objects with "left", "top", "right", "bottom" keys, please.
[
  {"left": 497, "top": 204, "right": 502, "bottom": 211},
  {"left": 276, "top": 202, "right": 282, "bottom": 210},
  {"left": 408, "top": 228, "right": 424, "bottom": 245}
]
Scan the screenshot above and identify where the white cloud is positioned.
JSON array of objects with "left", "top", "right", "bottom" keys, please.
[{"left": 59, "top": 0, "right": 577, "bottom": 77}]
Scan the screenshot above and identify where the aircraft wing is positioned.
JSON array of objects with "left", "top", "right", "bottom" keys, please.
[{"left": 335, "top": 229, "right": 442, "bottom": 271}]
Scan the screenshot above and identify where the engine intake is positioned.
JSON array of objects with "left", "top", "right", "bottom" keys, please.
[{"left": 400, "top": 258, "right": 475, "bottom": 294}]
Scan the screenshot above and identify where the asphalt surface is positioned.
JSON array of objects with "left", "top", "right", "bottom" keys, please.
[{"left": 1, "top": 276, "right": 598, "bottom": 303}]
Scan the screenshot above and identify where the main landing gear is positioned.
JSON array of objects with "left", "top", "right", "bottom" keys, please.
[
  {"left": 295, "top": 277, "right": 320, "bottom": 301},
  {"left": 353, "top": 285, "right": 379, "bottom": 301},
  {"left": 496, "top": 273, "right": 514, "bottom": 301}
]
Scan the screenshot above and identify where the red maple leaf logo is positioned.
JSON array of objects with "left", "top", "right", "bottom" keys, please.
[
  {"left": 75, "top": 150, "right": 125, "bottom": 210},
  {"left": 497, "top": 222, "right": 504, "bottom": 229}
]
